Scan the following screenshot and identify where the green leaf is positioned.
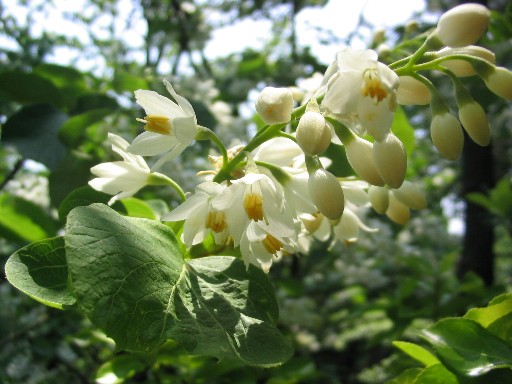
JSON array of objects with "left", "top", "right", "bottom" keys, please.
[
  {"left": 0, "top": 70, "right": 63, "bottom": 107},
  {"left": 423, "top": 318, "right": 512, "bottom": 377},
  {"left": 113, "top": 70, "right": 149, "bottom": 93},
  {"left": 59, "top": 109, "right": 113, "bottom": 147},
  {"left": 413, "top": 364, "right": 459, "bottom": 384},
  {"left": 5, "top": 237, "right": 75, "bottom": 309},
  {"left": 75, "top": 93, "right": 118, "bottom": 113},
  {"left": 0, "top": 194, "right": 57, "bottom": 242},
  {"left": 121, "top": 198, "right": 157, "bottom": 219},
  {"left": 95, "top": 354, "right": 148, "bottom": 384},
  {"left": 33, "top": 64, "right": 87, "bottom": 108},
  {"left": 58, "top": 186, "right": 124, "bottom": 221},
  {"left": 391, "top": 107, "right": 415, "bottom": 156},
  {"left": 65, "top": 204, "right": 291, "bottom": 366},
  {"left": 392, "top": 341, "right": 440, "bottom": 367},
  {"left": 386, "top": 368, "right": 422, "bottom": 384},
  {"left": 2, "top": 104, "right": 68, "bottom": 170},
  {"left": 464, "top": 294, "right": 512, "bottom": 328}
]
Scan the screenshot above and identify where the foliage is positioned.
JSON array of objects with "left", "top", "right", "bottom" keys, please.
[{"left": 1, "top": 0, "right": 512, "bottom": 383}]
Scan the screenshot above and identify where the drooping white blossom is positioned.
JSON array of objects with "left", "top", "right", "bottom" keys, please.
[
  {"left": 89, "top": 133, "right": 151, "bottom": 205},
  {"left": 128, "top": 79, "right": 198, "bottom": 170},
  {"left": 322, "top": 48, "right": 399, "bottom": 142},
  {"left": 161, "top": 181, "right": 229, "bottom": 247}
]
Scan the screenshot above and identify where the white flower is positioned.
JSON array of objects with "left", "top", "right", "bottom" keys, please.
[
  {"left": 436, "top": 3, "right": 490, "bottom": 48},
  {"left": 212, "top": 172, "right": 295, "bottom": 246},
  {"left": 255, "top": 87, "right": 294, "bottom": 125},
  {"left": 430, "top": 112, "right": 464, "bottom": 160},
  {"left": 437, "top": 46, "right": 495, "bottom": 77},
  {"left": 161, "top": 181, "right": 228, "bottom": 247},
  {"left": 333, "top": 206, "right": 377, "bottom": 244},
  {"left": 296, "top": 111, "right": 331, "bottom": 155},
  {"left": 308, "top": 168, "right": 344, "bottom": 220},
  {"left": 373, "top": 132, "right": 407, "bottom": 189},
  {"left": 128, "top": 79, "right": 197, "bottom": 170},
  {"left": 458, "top": 101, "right": 491, "bottom": 146},
  {"left": 322, "top": 48, "right": 399, "bottom": 142},
  {"left": 396, "top": 76, "right": 431, "bottom": 105},
  {"left": 89, "top": 133, "right": 151, "bottom": 205},
  {"left": 240, "top": 221, "right": 297, "bottom": 272}
]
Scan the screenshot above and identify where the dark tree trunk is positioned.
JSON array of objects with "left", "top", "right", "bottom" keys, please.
[{"left": 455, "top": 0, "right": 496, "bottom": 286}]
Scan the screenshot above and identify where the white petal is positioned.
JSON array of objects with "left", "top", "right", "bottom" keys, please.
[
  {"left": 173, "top": 115, "right": 198, "bottom": 144},
  {"left": 128, "top": 131, "right": 179, "bottom": 156},
  {"left": 161, "top": 193, "right": 208, "bottom": 222},
  {"left": 163, "top": 79, "right": 196, "bottom": 119},
  {"left": 150, "top": 142, "right": 188, "bottom": 171},
  {"left": 135, "top": 89, "right": 185, "bottom": 117}
]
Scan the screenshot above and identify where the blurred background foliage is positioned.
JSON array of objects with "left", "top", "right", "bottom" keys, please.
[{"left": 0, "top": 0, "right": 511, "bottom": 383}]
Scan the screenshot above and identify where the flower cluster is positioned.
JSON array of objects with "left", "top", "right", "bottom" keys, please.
[{"left": 88, "top": 3, "right": 510, "bottom": 272}]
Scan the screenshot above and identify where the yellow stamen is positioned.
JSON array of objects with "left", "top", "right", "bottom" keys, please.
[
  {"left": 139, "top": 115, "right": 172, "bottom": 135},
  {"left": 362, "top": 69, "right": 388, "bottom": 102},
  {"left": 262, "top": 234, "right": 283, "bottom": 255},
  {"left": 244, "top": 192, "right": 263, "bottom": 221},
  {"left": 205, "top": 210, "right": 227, "bottom": 233}
]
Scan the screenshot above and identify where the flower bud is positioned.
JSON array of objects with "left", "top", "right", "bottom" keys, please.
[
  {"left": 396, "top": 76, "right": 431, "bottom": 105},
  {"left": 255, "top": 87, "right": 294, "bottom": 124},
  {"left": 308, "top": 168, "right": 344, "bottom": 220},
  {"left": 345, "top": 136, "right": 385, "bottom": 186},
  {"left": 368, "top": 186, "right": 389, "bottom": 214},
  {"left": 296, "top": 111, "right": 332, "bottom": 155},
  {"left": 430, "top": 113, "right": 464, "bottom": 160},
  {"left": 386, "top": 192, "right": 410, "bottom": 225},
  {"left": 482, "top": 67, "right": 512, "bottom": 101},
  {"left": 458, "top": 102, "right": 491, "bottom": 146},
  {"left": 392, "top": 181, "right": 427, "bottom": 210},
  {"left": 373, "top": 133, "right": 407, "bottom": 189},
  {"left": 436, "top": 3, "right": 490, "bottom": 48},
  {"left": 437, "top": 46, "right": 495, "bottom": 77}
]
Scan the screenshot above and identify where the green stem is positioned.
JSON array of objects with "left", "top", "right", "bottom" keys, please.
[
  {"left": 325, "top": 116, "right": 354, "bottom": 145},
  {"left": 195, "top": 126, "right": 228, "bottom": 165},
  {"left": 150, "top": 172, "right": 187, "bottom": 201}
]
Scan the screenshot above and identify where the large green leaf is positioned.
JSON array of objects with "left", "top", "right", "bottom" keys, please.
[
  {"left": 423, "top": 318, "right": 512, "bottom": 377},
  {"left": 464, "top": 294, "right": 512, "bottom": 328},
  {"left": 5, "top": 237, "right": 75, "bottom": 309},
  {"left": 58, "top": 186, "right": 124, "bottom": 221},
  {"left": 65, "top": 204, "right": 292, "bottom": 366},
  {"left": 59, "top": 109, "right": 113, "bottom": 147},
  {"left": 0, "top": 70, "right": 63, "bottom": 106},
  {"left": 392, "top": 341, "right": 440, "bottom": 367},
  {"left": 2, "top": 104, "right": 68, "bottom": 170},
  {"left": 412, "top": 364, "right": 458, "bottom": 384},
  {"left": 0, "top": 193, "right": 57, "bottom": 242}
]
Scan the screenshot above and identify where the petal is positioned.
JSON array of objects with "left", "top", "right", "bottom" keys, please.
[
  {"left": 163, "top": 79, "right": 196, "bottom": 119},
  {"left": 150, "top": 142, "right": 188, "bottom": 171},
  {"left": 128, "top": 131, "right": 179, "bottom": 156},
  {"left": 337, "top": 48, "right": 377, "bottom": 70},
  {"left": 161, "top": 193, "right": 208, "bottom": 222},
  {"left": 174, "top": 115, "right": 198, "bottom": 144},
  {"left": 135, "top": 89, "right": 185, "bottom": 117}
]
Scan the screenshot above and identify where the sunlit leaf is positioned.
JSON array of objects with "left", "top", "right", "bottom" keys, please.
[
  {"left": 423, "top": 318, "right": 512, "bottom": 377},
  {"left": 392, "top": 341, "right": 440, "bottom": 367},
  {"left": 65, "top": 204, "right": 292, "bottom": 366},
  {"left": 412, "top": 364, "right": 458, "bottom": 384}
]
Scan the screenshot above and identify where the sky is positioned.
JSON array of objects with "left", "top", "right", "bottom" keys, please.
[{"left": 1, "top": 0, "right": 428, "bottom": 74}]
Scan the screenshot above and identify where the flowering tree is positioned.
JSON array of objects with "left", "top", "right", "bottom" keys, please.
[{"left": 3, "top": 2, "right": 512, "bottom": 382}]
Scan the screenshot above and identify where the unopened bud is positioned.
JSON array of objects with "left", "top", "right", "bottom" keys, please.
[
  {"left": 437, "top": 46, "right": 495, "bottom": 77},
  {"left": 255, "top": 87, "right": 294, "bottom": 124},
  {"left": 386, "top": 192, "right": 410, "bottom": 225},
  {"left": 397, "top": 76, "right": 431, "bottom": 105},
  {"left": 393, "top": 181, "right": 427, "bottom": 210},
  {"left": 308, "top": 169, "right": 344, "bottom": 220},
  {"left": 436, "top": 3, "right": 490, "bottom": 48},
  {"left": 296, "top": 111, "right": 332, "bottom": 155},
  {"left": 458, "top": 102, "right": 491, "bottom": 146},
  {"left": 368, "top": 186, "right": 389, "bottom": 214},
  {"left": 373, "top": 133, "right": 407, "bottom": 188},
  {"left": 430, "top": 113, "right": 464, "bottom": 160},
  {"left": 345, "top": 137, "right": 385, "bottom": 186},
  {"left": 481, "top": 67, "right": 512, "bottom": 101}
]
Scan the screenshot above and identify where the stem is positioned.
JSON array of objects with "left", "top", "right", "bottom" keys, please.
[
  {"left": 0, "top": 158, "right": 25, "bottom": 191},
  {"left": 196, "top": 126, "right": 228, "bottom": 165},
  {"left": 325, "top": 116, "right": 354, "bottom": 145},
  {"left": 150, "top": 173, "right": 186, "bottom": 202}
]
